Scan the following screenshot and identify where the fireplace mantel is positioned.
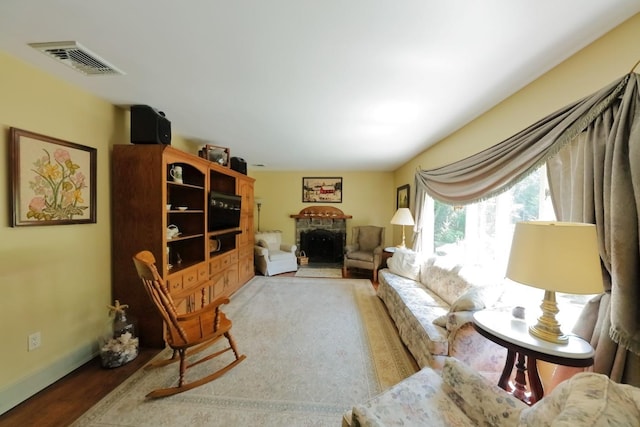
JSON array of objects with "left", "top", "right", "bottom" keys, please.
[{"left": 290, "top": 206, "right": 352, "bottom": 219}]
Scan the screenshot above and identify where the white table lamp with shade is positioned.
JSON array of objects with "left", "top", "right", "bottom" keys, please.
[
  {"left": 506, "top": 221, "right": 604, "bottom": 344},
  {"left": 390, "top": 208, "right": 415, "bottom": 249}
]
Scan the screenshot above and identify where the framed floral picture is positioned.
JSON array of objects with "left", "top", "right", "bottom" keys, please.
[
  {"left": 397, "top": 184, "right": 410, "bottom": 209},
  {"left": 302, "top": 177, "right": 342, "bottom": 203},
  {"left": 9, "top": 127, "right": 97, "bottom": 226}
]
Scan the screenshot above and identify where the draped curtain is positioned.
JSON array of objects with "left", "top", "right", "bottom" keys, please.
[{"left": 413, "top": 73, "right": 640, "bottom": 384}]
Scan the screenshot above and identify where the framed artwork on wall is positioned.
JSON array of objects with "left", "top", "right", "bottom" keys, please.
[
  {"left": 302, "top": 177, "right": 342, "bottom": 203},
  {"left": 397, "top": 184, "right": 410, "bottom": 209},
  {"left": 9, "top": 127, "right": 97, "bottom": 226}
]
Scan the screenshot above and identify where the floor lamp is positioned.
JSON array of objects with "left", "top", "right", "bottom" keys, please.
[
  {"left": 390, "top": 208, "right": 415, "bottom": 249},
  {"left": 255, "top": 197, "right": 263, "bottom": 231}
]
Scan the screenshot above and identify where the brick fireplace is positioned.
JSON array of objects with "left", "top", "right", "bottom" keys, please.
[{"left": 291, "top": 206, "right": 351, "bottom": 264}]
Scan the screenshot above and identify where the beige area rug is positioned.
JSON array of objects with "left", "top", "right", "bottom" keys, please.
[
  {"left": 72, "top": 276, "right": 417, "bottom": 427},
  {"left": 294, "top": 267, "right": 343, "bottom": 278}
]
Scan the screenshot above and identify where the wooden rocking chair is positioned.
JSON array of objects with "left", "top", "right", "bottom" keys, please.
[{"left": 132, "top": 250, "right": 246, "bottom": 398}]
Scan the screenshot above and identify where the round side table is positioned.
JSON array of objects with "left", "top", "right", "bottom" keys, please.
[
  {"left": 473, "top": 310, "right": 594, "bottom": 405},
  {"left": 381, "top": 247, "right": 396, "bottom": 268}
]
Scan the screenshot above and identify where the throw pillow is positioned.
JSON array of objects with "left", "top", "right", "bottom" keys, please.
[
  {"left": 450, "top": 285, "right": 505, "bottom": 312},
  {"left": 387, "top": 249, "right": 421, "bottom": 281},
  {"left": 433, "top": 314, "right": 447, "bottom": 328}
]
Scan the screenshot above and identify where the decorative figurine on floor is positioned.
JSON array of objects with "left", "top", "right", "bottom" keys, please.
[{"left": 99, "top": 300, "right": 139, "bottom": 368}]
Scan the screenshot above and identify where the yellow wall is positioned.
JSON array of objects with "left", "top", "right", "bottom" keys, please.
[
  {"left": 249, "top": 170, "right": 398, "bottom": 247},
  {"left": 0, "top": 51, "right": 119, "bottom": 411},
  {"left": 0, "top": 52, "right": 196, "bottom": 413}
]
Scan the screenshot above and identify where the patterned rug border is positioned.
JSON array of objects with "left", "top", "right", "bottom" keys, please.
[{"left": 354, "top": 282, "right": 418, "bottom": 388}]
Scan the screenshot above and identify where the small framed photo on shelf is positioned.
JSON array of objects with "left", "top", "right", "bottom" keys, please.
[
  {"left": 302, "top": 177, "right": 343, "bottom": 203},
  {"left": 9, "top": 127, "right": 97, "bottom": 226},
  {"left": 199, "top": 144, "right": 230, "bottom": 167},
  {"left": 397, "top": 184, "right": 410, "bottom": 209}
]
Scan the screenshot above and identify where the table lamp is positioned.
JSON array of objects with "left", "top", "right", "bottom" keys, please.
[
  {"left": 390, "top": 208, "right": 415, "bottom": 249},
  {"left": 506, "top": 221, "right": 603, "bottom": 344}
]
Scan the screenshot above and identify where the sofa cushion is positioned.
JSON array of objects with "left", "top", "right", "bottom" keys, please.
[
  {"left": 387, "top": 249, "right": 421, "bottom": 280},
  {"left": 268, "top": 250, "right": 294, "bottom": 262},
  {"left": 518, "top": 372, "right": 640, "bottom": 427},
  {"left": 420, "top": 262, "right": 474, "bottom": 306},
  {"left": 348, "top": 251, "right": 374, "bottom": 262},
  {"left": 443, "top": 358, "right": 526, "bottom": 426},
  {"left": 351, "top": 366, "right": 475, "bottom": 427},
  {"left": 377, "top": 269, "right": 450, "bottom": 365}
]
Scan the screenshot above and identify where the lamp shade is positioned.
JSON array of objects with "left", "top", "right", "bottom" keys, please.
[
  {"left": 390, "top": 208, "right": 415, "bottom": 226},
  {"left": 254, "top": 197, "right": 263, "bottom": 206},
  {"left": 506, "top": 221, "right": 603, "bottom": 295}
]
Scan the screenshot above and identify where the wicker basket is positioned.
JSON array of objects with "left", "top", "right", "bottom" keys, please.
[{"left": 297, "top": 251, "right": 309, "bottom": 265}]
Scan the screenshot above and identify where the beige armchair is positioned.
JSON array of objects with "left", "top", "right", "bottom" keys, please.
[
  {"left": 254, "top": 231, "right": 298, "bottom": 276},
  {"left": 343, "top": 226, "right": 385, "bottom": 282}
]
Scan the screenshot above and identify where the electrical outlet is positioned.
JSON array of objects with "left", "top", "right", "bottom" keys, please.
[{"left": 28, "top": 332, "right": 41, "bottom": 351}]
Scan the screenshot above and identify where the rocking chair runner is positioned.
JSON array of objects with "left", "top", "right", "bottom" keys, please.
[{"left": 132, "top": 250, "right": 246, "bottom": 398}]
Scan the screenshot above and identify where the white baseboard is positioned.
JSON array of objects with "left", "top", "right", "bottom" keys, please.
[{"left": 0, "top": 344, "right": 96, "bottom": 415}]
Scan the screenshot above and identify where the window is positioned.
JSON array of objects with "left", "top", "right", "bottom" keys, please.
[{"left": 418, "top": 166, "right": 591, "bottom": 329}]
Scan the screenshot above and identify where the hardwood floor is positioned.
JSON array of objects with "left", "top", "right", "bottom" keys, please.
[
  {"left": 0, "top": 348, "right": 160, "bottom": 427},
  {"left": 0, "top": 267, "right": 377, "bottom": 427}
]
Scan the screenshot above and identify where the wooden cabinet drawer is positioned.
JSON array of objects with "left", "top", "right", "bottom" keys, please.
[
  {"left": 210, "top": 255, "right": 223, "bottom": 274},
  {"left": 197, "top": 265, "right": 208, "bottom": 281},
  {"left": 167, "top": 275, "right": 184, "bottom": 293},
  {"left": 220, "top": 253, "right": 231, "bottom": 269},
  {"left": 183, "top": 269, "right": 198, "bottom": 289}
]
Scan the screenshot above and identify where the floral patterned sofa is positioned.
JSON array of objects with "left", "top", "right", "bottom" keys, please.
[
  {"left": 345, "top": 357, "right": 640, "bottom": 427},
  {"left": 377, "top": 250, "right": 507, "bottom": 379}
]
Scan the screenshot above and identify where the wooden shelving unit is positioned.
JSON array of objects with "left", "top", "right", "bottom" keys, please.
[{"left": 112, "top": 144, "right": 254, "bottom": 348}]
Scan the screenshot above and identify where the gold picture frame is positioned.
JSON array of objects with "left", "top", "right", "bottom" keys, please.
[{"left": 9, "top": 127, "right": 97, "bottom": 226}]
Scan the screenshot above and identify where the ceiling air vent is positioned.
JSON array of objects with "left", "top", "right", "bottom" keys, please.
[{"left": 28, "top": 41, "right": 124, "bottom": 76}]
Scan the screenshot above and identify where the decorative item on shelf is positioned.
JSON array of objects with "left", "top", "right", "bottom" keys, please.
[
  {"left": 506, "top": 221, "right": 603, "bottom": 344},
  {"left": 99, "top": 300, "right": 139, "bottom": 368},
  {"left": 177, "top": 206, "right": 188, "bottom": 211},
  {"left": 166, "top": 224, "right": 180, "bottom": 239},
  {"left": 209, "top": 238, "right": 221, "bottom": 253},
  {"left": 297, "top": 250, "right": 309, "bottom": 265},
  {"left": 390, "top": 208, "right": 415, "bottom": 249},
  {"left": 199, "top": 144, "right": 230, "bottom": 167},
  {"left": 169, "top": 165, "right": 183, "bottom": 183}
]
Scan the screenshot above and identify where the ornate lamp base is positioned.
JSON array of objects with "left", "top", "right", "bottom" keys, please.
[{"left": 528, "top": 290, "right": 568, "bottom": 344}]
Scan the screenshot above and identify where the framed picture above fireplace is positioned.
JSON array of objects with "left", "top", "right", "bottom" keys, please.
[{"left": 302, "top": 177, "right": 342, "bottom": 203}]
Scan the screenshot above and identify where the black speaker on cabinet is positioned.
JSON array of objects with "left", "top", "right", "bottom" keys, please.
[
  {"left": 230, "top": 157, "right": 247, "bottom": 175},
  {"left": 130, "top": 104, "right": 171, "bottom": 145}
]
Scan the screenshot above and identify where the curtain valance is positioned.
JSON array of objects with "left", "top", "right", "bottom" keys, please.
[{"left": 414, "top": 74, "right": 632, "bottom": 205}]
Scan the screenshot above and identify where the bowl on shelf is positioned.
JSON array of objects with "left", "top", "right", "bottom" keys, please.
[{"left": 177, "top": 206, "right": 188, "bottom": 211}]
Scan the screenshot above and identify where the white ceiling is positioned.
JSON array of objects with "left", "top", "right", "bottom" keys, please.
[{"left": 1, "top": 1, "right": 639, "bottom": 171}]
